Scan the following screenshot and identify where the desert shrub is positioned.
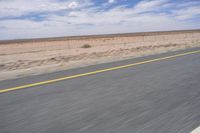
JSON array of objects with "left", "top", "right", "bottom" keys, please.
[
  {"left": 81, "top": 44, "right": 92, "bottom": 48},
  {"left": 0, "top": 64, "right": 5, "bottom": 68}
]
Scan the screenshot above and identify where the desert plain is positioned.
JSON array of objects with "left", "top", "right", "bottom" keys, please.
[{"left": 0, "top": 30, "right": 200, "bottom": 81}]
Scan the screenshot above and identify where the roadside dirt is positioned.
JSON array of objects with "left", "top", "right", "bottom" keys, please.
[{"left": 0, "top": 30, "right": 200, "bottom": 81}]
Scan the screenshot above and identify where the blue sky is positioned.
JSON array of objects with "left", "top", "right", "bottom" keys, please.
[{"left": 0, "top": 0, "right": 200, "bottom": 40}]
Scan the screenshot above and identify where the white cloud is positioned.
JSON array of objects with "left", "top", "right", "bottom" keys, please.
[
  {"left": 133, "top": 0, "right": 169, "bottom": 13},
  {"left": 108, "top": 0, "right": 116, "bottom": 4},
  {"left": 0, "top": 0, "right": 199, "bottom": 40},
  {"left": 174, "top": 6, "right": 200, "bottom": 20},
  {"left": 68, "top": 1, "right": 79, "bottom": 9},
  {"left": 0, "top": 0, "right": 88, "bottom": 18}
]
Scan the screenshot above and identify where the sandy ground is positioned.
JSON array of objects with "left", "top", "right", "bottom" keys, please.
[{"left": 0, "top": 30, "right": 200, "bottom": 81}]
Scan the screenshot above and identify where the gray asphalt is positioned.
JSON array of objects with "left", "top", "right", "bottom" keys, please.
[{"left": 1, "top": 48, "right": 200, "bottom": 133}]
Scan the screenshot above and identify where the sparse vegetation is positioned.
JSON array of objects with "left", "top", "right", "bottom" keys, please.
[
  {"left": 0, "top": 30, "right": 199, "bottom": 81},
  {"left": 81, "top": 44, "right": 92, "bottom": 48}
]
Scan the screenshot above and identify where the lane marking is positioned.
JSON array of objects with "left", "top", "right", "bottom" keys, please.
[
  {"left": 191, "top": 126, "right": 200, "bottom": 133},
  {"left": 0, "top": 50, "right": 200, "bottom": 94}
]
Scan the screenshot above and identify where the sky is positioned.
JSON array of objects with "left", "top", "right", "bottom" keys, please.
[{"left": 0, "top": 0, "right": 200, "bottom": 40}]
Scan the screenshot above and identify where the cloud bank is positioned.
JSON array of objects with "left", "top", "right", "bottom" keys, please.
[{"left": 0, "top": 0, "right": 200, "bottom": 40}]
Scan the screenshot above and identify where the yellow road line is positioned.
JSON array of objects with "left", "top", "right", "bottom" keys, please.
[{"left": 0, "top": 50, "right": 200, "bottom": 94}]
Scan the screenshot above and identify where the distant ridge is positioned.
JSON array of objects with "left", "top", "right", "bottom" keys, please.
[{"left": 1, "top": 29, "right": 200, "bottom": 44}]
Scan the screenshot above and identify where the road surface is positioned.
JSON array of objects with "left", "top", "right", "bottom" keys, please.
[{"left": 1, "top": 48, "right": 200, "bottom": 133}]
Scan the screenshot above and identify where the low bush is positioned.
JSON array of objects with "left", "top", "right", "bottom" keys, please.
[{"left": 81, "top": 44, "right": 92, "bottom": 48}]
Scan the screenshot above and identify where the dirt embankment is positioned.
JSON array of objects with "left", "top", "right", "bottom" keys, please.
[{"left": 0, "top": 30, "right": 200, "bottom": 81}]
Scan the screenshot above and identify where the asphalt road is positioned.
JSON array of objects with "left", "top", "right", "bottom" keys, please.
[{"left": 1, "top": 48, "right": 200, "bottom": 133}]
